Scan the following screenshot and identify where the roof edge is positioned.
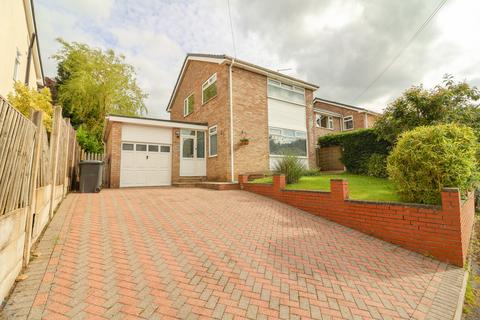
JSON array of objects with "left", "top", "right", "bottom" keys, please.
[{"left": 314, "top": 97, "right": 381, "bottom": 115}]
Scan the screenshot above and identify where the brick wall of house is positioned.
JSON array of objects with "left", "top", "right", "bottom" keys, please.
[
  {"left": 169, "top": 60, "right": 231, "bottom": 181},
  {"left": 231, "top": 67, "right": 269, "bottom": 177},
  {"left": 239, "top": 174, "right": 475, "bottom": 267},
  {"left": 305, "top": 90, "right": 316, "bottom": 169},
  {"left": 105, "top": 122, "right": 122, "bottom": 188}
]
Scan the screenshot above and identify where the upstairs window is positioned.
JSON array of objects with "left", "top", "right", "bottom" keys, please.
[
  {"left": 316, "top": 114, "right": 333, "bottom": 129},
  {"left": 184, "top": 93, "right": 194, "bottom": 116},
  {"left": 202, "top": 73, "right": 217, "bottom": 104},
  {"left": 343, "top": 116, "right": 354, "bottom": 130},
  {"left": 267, "top": 79, "right": 305, "bottom": 105}
]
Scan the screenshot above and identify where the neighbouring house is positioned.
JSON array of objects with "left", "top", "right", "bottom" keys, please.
[
  {"left": 313, "top": 98, "right": 382, "bottom": 171},
  {"left": 313, "top": 98, "right": 381, "bottom": 140},
  {"left": 0, "top": 0, "right": 44, "bottom": 98},
  {"left": 104, "top": 53, "right": 319, "bottom": 187}
]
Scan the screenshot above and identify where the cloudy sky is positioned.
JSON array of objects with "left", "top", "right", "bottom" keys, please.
[{"left": 36, "top": 0, "right": 480, "bottom": 118}]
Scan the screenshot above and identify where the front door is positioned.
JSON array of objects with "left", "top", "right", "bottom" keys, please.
[{"left": 180, "top": 130, "right": 206, "bottom": 176}]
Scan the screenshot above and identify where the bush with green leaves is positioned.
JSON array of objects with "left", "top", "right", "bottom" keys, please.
[
  {"left": 366, "top": 153, "right": 388, "bottom": 178},
  {"left": 387, "top": 124, "right": 478, "bottom": 204},
  {"left": 318, "top": 129, "right": 391, "bottom": 174},
  {"left": 273, "top": 155, "right": 305, "bottom": 184}
]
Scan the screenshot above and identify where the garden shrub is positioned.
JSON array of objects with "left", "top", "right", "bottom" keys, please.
[
  {"left": 318, "top": 129, "right": 391, "bottom": 174},
  {"left": 273, "top": 155, "right": 305, "bottom": 184},
  {"left": 387, "top": 124, "right": 478, "bottom": 204},
  {"left": 366, "top": 153, "right": 388, "bottom": 178}
]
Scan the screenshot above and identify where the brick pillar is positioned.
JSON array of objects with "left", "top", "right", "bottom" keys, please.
[
  {"left": 238, "top": 174, "right": 249, "bottom": 189},
  {"left": 441, "top": 188, "right": 462, "bottom": 229},
  {"left": 441, "top": 188, "right": 461, "bottom": 212},
  {"left": 330, "top": 179, "right": 348, "bottom": 201},
  {"left": 273, "top": 174, "right": 286, "bottom": 191}
]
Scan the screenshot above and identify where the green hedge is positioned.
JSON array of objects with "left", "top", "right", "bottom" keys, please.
[{"left": 318, "top": 129, "right": 391, "bottom": 174}]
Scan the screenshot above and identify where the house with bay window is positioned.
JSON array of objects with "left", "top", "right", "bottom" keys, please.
[{"left": 103, "top": 53, "right": 318, "bottom": 187}]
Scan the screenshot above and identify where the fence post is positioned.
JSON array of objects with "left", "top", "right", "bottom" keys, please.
[
  {"left": 23, "top": 111, "right": 43, "bottom": 267},
  {"left": 62, "top": 119, "right": 71, "bottom": 197},
  {"left": 69, "top": 132, "right": 77, "bottom": 191},
  {"left": 48, "top": 106, "right": 62, "bottom": 219}
]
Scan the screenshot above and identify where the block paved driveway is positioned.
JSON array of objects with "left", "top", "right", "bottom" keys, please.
[{"left": 1, "top": 188, "right": 465, "bottom": 320}]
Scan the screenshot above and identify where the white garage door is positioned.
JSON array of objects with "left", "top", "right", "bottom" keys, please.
[{"left": 120, "top": 142, "right": 172, "bottom": 187}]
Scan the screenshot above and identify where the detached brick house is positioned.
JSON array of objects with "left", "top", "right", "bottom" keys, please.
[{"left": 104, "top": 53, "right": 319, "bottom": 187}]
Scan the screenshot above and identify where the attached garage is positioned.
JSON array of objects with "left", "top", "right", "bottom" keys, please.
[
  {"left": 104, "top": 115, "right": 208, "bottom": 188},
  {"left": 120, "top": 124, "right": 172, "bottom": 187}
]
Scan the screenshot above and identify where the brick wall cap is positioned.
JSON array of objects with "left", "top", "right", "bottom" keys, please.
[
  {"left": 281, "top": 189, "right": 330, "bottom": 195},
  {"left": 346, "top": 199, "right": 441, "bottom": 210},
  {"left": 442, "top": 187, "right": 460, "bottom": 193},
  {"left": 273, "top": 174, "right": 286, "bottom": 177},
  {"left": 248, "top": 183, "right": 273, "bottom": 186}
]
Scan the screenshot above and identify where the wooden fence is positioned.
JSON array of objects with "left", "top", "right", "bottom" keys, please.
[{"left": 0, "top": 97, "right": 81, "bottom": 304}]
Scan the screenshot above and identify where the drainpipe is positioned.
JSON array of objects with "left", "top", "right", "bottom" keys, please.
[
  {"left": 24, "top": 32, "right": 36, "bottom": 86},
  {"left": 229, "top": 59, "right": 235, "bottom": 182}
]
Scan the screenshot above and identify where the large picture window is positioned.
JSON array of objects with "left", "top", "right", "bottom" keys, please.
[
  {"left": 269, "top": 127, "right": 307, "bottom": 157},
  {"left": 209, "top": 126, "right": 218, "bottom": 157},
  {"left": 202, "top": 73, "right": 217, "bottom": 104},
  {"left": 267, "top": 79, "right": 305, "bottom": 105},
  {"left": 184, "top": 94, "right": 194, "bottom": 116}
]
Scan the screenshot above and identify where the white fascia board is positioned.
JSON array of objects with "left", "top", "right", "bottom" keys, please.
[
  {"left": 107, "top": 116, "right": 208, "bottom": 130},
  {"left": 313, "top": 108, "right": 342, "bottom": 117},
  {"left": 236, "top": 62, "right": 318, "bottom": 90}
]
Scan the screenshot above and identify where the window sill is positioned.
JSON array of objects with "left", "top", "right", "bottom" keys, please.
[
  {"left": 316, "top": 126, "right": 335, "bottom": 130},
  {"left": 208, "top": 154, "right": 218, "bottom": 158},
  {"left": 270, "top": 154, "right": 308, "bottom": 159}
]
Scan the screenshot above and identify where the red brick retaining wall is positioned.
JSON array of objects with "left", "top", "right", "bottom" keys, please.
[{"left": 238, "top": 174, "right": 475, "bottom": 267}]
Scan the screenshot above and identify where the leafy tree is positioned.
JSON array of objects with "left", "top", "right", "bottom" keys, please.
[
  {"left": 374, "top": 75, "right": 480, "bottom": 144},
  {"left": 7, "top": 82, "right": 53, "bottom": 131},
  {"left": 53, "top": 39, "right": 147, "bottom": 152}
]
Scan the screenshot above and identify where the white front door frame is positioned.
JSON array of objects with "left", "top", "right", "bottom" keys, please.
[{"left": 180, "top": 130, "right": 206, "bottom": 177}]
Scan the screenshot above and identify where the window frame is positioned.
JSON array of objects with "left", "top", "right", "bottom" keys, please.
[
  {"left": 267, "top": 78, "right": 306, "bottom": 105},
  {"left": 268, "top": 126, "right": 308, "bottom": 157},
  {"left": 202, "top": 73, "right": 218, "bottom": 105},
  {"left": 183, "top": 93, "right": 194, "bottom": 117},
  {"left": 208, "top": 125, "right": 218, "bottom": 157},
  {"left": 315, "top": 113, "right": 334, "bottom": 130},
  {"left": 343, "top": 115, "right": 354, "bottom": 131}
]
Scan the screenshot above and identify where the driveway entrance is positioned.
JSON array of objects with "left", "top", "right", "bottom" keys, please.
[{"left": 1, "top": 188, "right": 465, "bottom": 319}]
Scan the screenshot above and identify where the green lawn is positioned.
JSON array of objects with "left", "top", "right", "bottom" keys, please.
[{"left": 252, "top": 173, "right": 401, "bottom": 202}]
